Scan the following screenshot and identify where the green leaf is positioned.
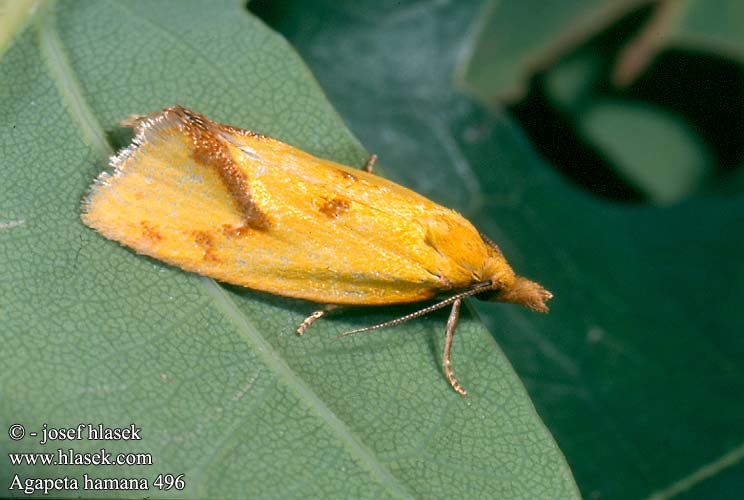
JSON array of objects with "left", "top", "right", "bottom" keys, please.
[
  {"left": 669, "top": 0, "right": 744, "bottom": 60},
  {"left": 253, "top": 1, "right": 744, "bottom": 500},
  {"left": 461, "top": 0, "right": 743, "bottom": 206},
  {"left": 580, "top": 99, "right": 713, "bottom": 203},
  {"left": 0, "top": 1, "right": 578, "bottom": 499},
  {"left": 459, "top": 0, "right": 632, "bottom": 102}
]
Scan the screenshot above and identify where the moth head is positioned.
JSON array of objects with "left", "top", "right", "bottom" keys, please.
[{"left": 479, "top": 276, "right": 553, "bottom": 313}]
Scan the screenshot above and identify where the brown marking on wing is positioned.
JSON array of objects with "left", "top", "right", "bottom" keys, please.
[
  {"left": 218, "top": 122, "right": 270, "bottom": 141},
  {"left": 231, "top": 126, "right": 270, "bottom": 141},
  {"left": 139, "top": 221, "right": 163, "bottom": 242},
  {"left": 337, "top": 169, "right": 358, "bottom": 182},
  {"left": 221, "top": 224, "right": 252, "bottom": 238},
  {"left": 192, "top": 230, "right": 220, "bottom": 262},
  {"left": 171, "top": 107, "right": 271, "bottom": 231},
  {"left": 318, "top": 196, "right": 351, "bottom": 218},
  {"left": 335, "top": 167, "right": 382, "bottom": 191}
]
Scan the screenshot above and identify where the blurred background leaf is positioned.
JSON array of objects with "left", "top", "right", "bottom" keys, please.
[
  {"left": 0, "top": 0, "right": 579, "bottom": 498},
  {"left": 250, "top": 0, "right": 744, "bottom": 499}
]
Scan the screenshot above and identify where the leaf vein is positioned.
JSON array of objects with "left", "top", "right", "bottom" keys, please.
[{"left": 35, "top": 1, "right": 111, "bottom": 161}]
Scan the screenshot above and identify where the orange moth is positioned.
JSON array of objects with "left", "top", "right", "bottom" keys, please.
[{"left": 82, "top": 106, "right": 552, "bottom": 396}]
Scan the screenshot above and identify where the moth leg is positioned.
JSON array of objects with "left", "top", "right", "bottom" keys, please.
[
  {"left": 443, "top": 299, "right": 467, "bottom": 396},
  {"left": 363, "top": 154, "right": 377, "bottom": 174},
  {"left": 296, "top": 304, "right": 343, "bottom": 336}
]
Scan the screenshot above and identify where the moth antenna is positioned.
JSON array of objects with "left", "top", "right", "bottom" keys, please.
[
  {"left": 336, "top": 282, "right": 497, "bottom": 338},
  {"left": 479, "top": 232, "right": 502, "bottom": 254}
]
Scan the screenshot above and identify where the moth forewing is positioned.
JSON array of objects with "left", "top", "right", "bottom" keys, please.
[{"left": 82, "top": 106, "right": 553, "bottom": 395}]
